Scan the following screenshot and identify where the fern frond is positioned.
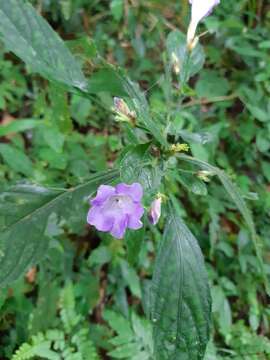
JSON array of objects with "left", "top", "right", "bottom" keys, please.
[
  {"left": 12, "top": 343, "right": 35, "bottom": 360},
  {"left": 60, "top": 282, "right": 81, "bottom": 333},
  {"left": 11, "top": 334, "right": 56, "bottom": 360},
  {"left": 72, "top": 328, "right": 100, "bottom": 360}
]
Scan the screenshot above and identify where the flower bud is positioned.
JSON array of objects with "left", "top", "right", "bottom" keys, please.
[
  {"left": 148, "top": 196, "right": 162, "bottom": 226},
  {"left": 170, "top": 143, "right": 190, "bottom": 153},
  {"left": 172, "top": 52, "right": 181, "bottom": 74},
  {"left": 197, "top": 170, "right": 214, "bottom": 182},
  {"left": 113, "top": 97, "right": 136, "bottom": 123}
]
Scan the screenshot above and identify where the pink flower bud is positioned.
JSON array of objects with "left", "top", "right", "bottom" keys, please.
[
  {"left": 148, "top": 197, "right": 162, "bottom": 226},
  {"left": 113, "top": 97, "right": 136, "bottom": 122}
]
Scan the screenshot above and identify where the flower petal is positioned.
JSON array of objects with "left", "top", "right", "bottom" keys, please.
[
  {"left": 127, "top": 203, "right": 144, "bottom": 229},
  {"left": 115, "top": 183, "right": 143, "bottom": 202},
  {"left": 187, "top": 0, "right": 220, "bottom": 44},
  {"left": 191, "top": 0, "right": 220, "bottom": 24},
  {"left": 87, "top": 206, "right": 114, "bottom": 232},
  {"left": 110, "top": 215, "right": 128, "bottom": 239},
  {"left": 90, "top": 185, "right": 116, "bottom": 206},
  {"left": 128, "top": 217, "right": 143, "bottom": 230}
]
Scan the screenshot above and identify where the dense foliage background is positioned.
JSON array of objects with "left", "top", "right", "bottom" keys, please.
[{"left": 0, "top": 0, "right": 269, "bottom": 359}]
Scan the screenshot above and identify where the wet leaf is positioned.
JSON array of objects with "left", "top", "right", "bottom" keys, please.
[{"left": 151, "top": 203, "right": 211, "bottom": 360}]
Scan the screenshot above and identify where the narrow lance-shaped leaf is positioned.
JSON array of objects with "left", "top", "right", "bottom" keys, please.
[
  {"left": 0, "top": 119, "right": 40, "bottom": 137},
  {"left": 178, "top": 154, "right": 270, "bottom": 295},
  {"left": 0, "top": 0, "right": 87, "bottom": 91},
  {"left": 0, "top": 169, "right": 119, "bottom": 286},
  {"left": 151, "top": 203, "right": 211, "bottom": 360}
]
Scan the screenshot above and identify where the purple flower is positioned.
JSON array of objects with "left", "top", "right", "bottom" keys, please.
[
  {"left": 87, "top": 183, "right": 144, "bottom": 239},
  {"left": 148, "top": 197, "right": 162, "bottom": 226}
]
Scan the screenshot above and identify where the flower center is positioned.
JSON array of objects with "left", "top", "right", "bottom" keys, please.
[{"left": 105, "top": 195, "right": 133, "bottom": 212}]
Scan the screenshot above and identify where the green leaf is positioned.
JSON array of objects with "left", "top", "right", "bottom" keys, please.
[
  {"left": 166, "top": 30, "right": 205, "bottom": 85},
  {"left": 178, "top": 154, "right": 270, "bottom": 295},
  {"left": 0, "top": 169, "right": 119, "bottom": 286},
  {"left": 125, "top": 227, "right": 145, "bottom": 267},
  {"left": 120, "top": 143, "right": 162, "bottom": 196},
  {"left": 119, "top": 76, "right": 167, "bottom": 147},
  {"left": 108, "top": 343, "right": 142, "bottom": 359},
  {"left": 151, "top": 204, "right": 211, "bottom": 360},
  {"left": 0, "top": 0, "right": 87, "bottom": 90},
  {"left": 195, "top": 70, "right": 230, "bottom": 98},
  {"left": 0, "top": 143, "right": 33, "bottom": 176},
  {"left": 48, "top": 84, "right": 73, "bottom": 133},
  {"left": 103, "top": 310, "right": 133, "bottom": 338},
  {"left": 110, "top": 0, "right": 124, "bottom": 21},
  {"left": 120, "top": 259, "right": 142, "bottom": 299},
  {"left": 178, "top": 130, "right": 213, "bottom": 145},
  {"left": 29, "top": 281, "right": 59, "bottom": 335},
  {"left": 87, "top": 67, "right": 128, "bottom": 97},
  {"left": 42, "top": 126, "right": 65, "bottom": 153},
  {"left": 104, "top": 310, "right": 153, "bottom": 360},
  {"left": 177, "top": 173, "right": 208, "bottom": 196},
  {"left": 131, "top": 312, "right": 153, "bottom": 356},
  {"left": 0, "top": 119, "right": 40, "bottom": 137},
  {"left": 12, "top": 340, "right": 58, "bottom": 360},
  {"left": 39, "top": 148, "right": 68, "bottom": 170},
  {"left": 88, "top": 246, "right": 112, "bottom": 267},
  {"left": 256, "top": 131, "right": 270, "bottom": 153},
  {"left": 245, "top": 104, "right": 268, "bottom": 122}
]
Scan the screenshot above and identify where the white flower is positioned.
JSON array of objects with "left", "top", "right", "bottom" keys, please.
[{"left": 187, "top": 0, "right": 220, "bottom": 46}]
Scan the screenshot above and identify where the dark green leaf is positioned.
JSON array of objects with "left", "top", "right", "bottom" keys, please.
[
  {"left": 0, "top": 0, "right": 87, "bottom": 90},
  {"left": 87, "top": 67, "right": 128, "bottom": 97},
  {"left": 178, "top": 154, "right": 270, "bottom": 295},
  {"left": 177, "top": 173, "right": 208, "bottom": 196},
  {"left": 151, "top": 204, "right": 211, "bottom": 360},
  {"left": 0, "top": 143, "right": 33, "bottom": 176},
  {"left": 0, "top": 169, "right": 119, "bottom": 286},
  {"left": 125, "top": 227, "right": 145, "bottom": 267},
  {"left": 120, "top": 143, "right": 162, "bottom": 196}
]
